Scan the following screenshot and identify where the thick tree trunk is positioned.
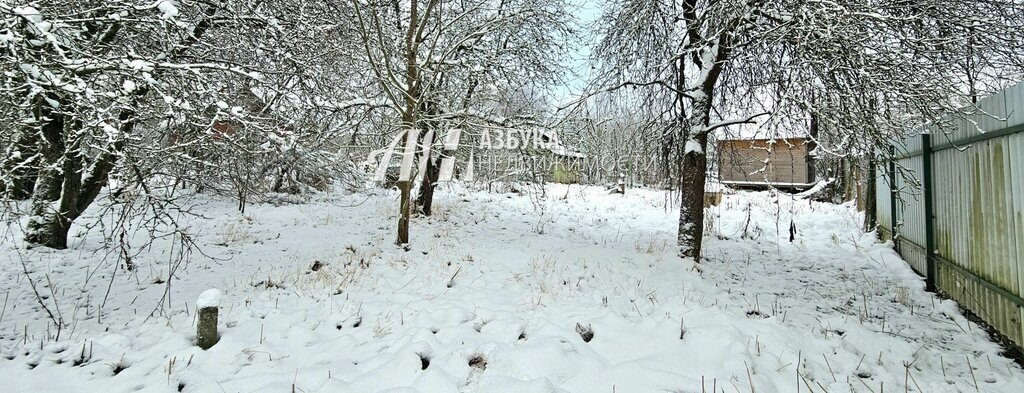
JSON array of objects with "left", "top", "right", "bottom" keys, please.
[
  {"left": 676, "top": 79, "right": 716, "bottom": 261},
  {"left": 25, "top": 99, "right": 125, "bottom": 249},
  {"left": 26, "top": 221, "right": 70, "bottom": 249},
  {"left": 676, "top": 9, "right": 731, "bottom": 262},
  {"left": 21, "top": 4, "right": 213, "bottom": 249},
  {"left": 25, "top": 133, "right": 72, "bottom": 249},
  {"left": 29, "top": 142, "right": 83, "bottom": 249},
  {"left": 25, "top": 205, "right": 73, "bottom": 249},
  {"left": 677, "top": 132, "right": 709, "bottom": 260},
  {"left": 25, "top": 97, "right": 75, "bottom": 249}
]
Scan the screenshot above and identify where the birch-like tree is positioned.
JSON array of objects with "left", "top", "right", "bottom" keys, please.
[{"left": 594, "top": 0, "right": 1024, "bottom": 260}]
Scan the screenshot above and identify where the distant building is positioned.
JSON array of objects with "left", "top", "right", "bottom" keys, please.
[
  {"left": 717, "top": 137, "right": 816, "bottom": 190},
  {"left": 467, "top": 127, "right": 586, "bottom": 184}
]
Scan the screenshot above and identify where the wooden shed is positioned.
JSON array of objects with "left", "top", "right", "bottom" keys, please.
[{"left": 717, "top": 138, "right": 816, "bottom": 189}]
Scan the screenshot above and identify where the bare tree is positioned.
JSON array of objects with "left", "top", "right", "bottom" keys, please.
[
  {"left": 593, "top": 0, "right": 1024, "bottom": 260},
  {"left": 0, "top": 1, "right": 360, "bottom": 248},
  {"left": 347, "top": 0, "right": 572, "bottom": 245}
]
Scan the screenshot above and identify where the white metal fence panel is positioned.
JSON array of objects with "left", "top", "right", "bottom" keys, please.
[
  {"left": 875, "top": 166, "right": 892, "bottom": 239},
  {"left": 894, "top": 134, "right": 928, "bottom": 275},
  {"left": 1006, "top": 83, "right": 1024, "bottom": 127}
]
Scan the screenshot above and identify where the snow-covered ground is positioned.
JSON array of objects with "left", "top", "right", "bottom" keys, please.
[{"left": 1, "top": 185, "right": 1021, "bottom": 393}]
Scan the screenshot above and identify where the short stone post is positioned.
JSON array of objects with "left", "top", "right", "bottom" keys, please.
[{"left": 196, "top": 289, "right": 222, "bottom": 350}]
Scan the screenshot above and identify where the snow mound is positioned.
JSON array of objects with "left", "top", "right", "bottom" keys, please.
[{"left": 156, "top": 0, "right": 179, "bottom": 20}]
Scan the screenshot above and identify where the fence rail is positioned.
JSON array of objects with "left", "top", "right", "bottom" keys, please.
[{"left": 876, "top": 82, "right": 1024, "bottom": 351}]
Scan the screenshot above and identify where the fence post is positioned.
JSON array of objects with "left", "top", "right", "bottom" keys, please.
[
  {"left": 921, "top": 133, "right": 937, "bottom": 292},
  {"left": 865, "top": 156, "right": 877, "bottom": 231},
  {"left": 888, "top": 146, "right": 899, "bottom": 247}
]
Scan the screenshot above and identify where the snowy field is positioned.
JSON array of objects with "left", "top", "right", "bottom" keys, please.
[{"left": 1, "top": 185, "right": 1022, "bottom": 393}]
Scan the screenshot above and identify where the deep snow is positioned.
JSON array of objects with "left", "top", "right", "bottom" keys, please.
[{"left": 0, "top": 184, "right": 1021, "bottom": 393}]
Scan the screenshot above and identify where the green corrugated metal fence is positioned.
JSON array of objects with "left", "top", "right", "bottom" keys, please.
[{"left": 876, "top": 82, "right": 1024, "bottom": 351}]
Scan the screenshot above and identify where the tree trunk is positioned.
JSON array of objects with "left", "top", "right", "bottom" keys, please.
[
  {"left": 677, "top": 9, "right": 731, "bottom": 262},
  {"left": 416, "top": 155, "right": 441, "bottom": 216},
  {"left": 396, "top": 128, "right": 419, "bottom": 245},
  {"left": 20, "top": 3, "right": 213, "bottom": 249},
  {"left": 25, "top": 98, "right": 126, "bottom": 249},
  {"left": 2, "top": 130, "right": 40, "bottom": 200},
  {"left": 25, "top": 97, "right": 75, "bottom": 249},
  {"left": 25, "top": 204, "right": 73, "bottom": 249},
  {"left": 865, "top": 157, "right": 877, "bottom": 231},
  {"left": 396, "top": 0, "right": 419, "bottom": 245},
  {"left": 397, "top": 180, "right": 411, "bottom": 244},
  {"left": 676, "top": 64, "right": 717, "bottom": 261},
  {"left": 677, "top": 132, "right": 709, "bottom": 260},
  {"left": 414, "top": 100, "right": 440, "bottom": 216}
]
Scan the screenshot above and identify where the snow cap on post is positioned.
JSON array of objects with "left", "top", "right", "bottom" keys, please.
[{"left": 197, "top": 289, "right": 222, "bottom": 309}]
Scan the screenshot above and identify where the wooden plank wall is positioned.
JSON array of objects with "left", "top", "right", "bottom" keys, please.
[{"left": 718, "top": 139, "right": 812, "bottom": 185}]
